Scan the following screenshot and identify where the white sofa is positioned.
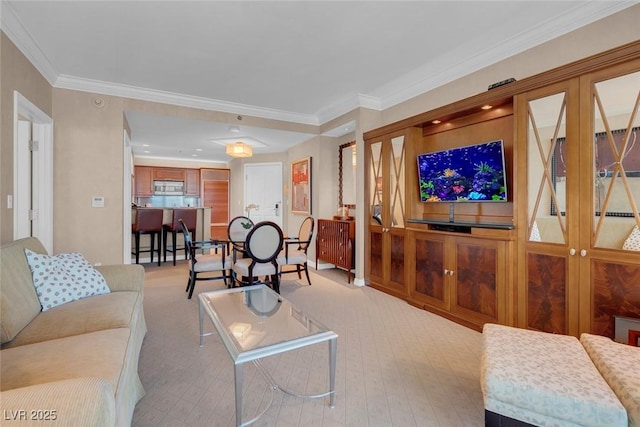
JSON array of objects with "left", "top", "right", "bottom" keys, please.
[{"left": 481, "top": 323, "right": 640, "bottom": 427}]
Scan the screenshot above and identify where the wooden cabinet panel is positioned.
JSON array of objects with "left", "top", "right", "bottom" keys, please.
[
  {"left": 413, "top": 233, "right": 447, "bottom": 308},
  {"left": 153, "top": 167, "right": 185, "bottom": 181},
  {"left": 408, "top": 231, "right": 507, "bottom": 330},
  {"left": 201, "top": 169, "right": 230, "bottom": 240},
  {"left": 185, "top": 169, "right": 200, "bottom": 196},
  {"left": 316, "top": 219, "right": 355, "bottom": 282},
  {"left": 526, "top": 252, "right": 567, "bottom": 334},
  {"left": 591, "top": 258, "right": 640, "bottom": 337},
  {"left": 134, "top": 166, "right": 153, "bottom": 197}
]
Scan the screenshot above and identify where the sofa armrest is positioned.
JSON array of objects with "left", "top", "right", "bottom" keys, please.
[
  {"left": 0, "top": 377, "right": 115, "bottom": 426},
  {"left": 95, "top": 264, "right": 145, "bottom": 294}
]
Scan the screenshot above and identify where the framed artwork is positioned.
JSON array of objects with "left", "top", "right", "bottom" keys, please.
[{"left": 291, "top": 157, "right": 312, "bottom": 214}]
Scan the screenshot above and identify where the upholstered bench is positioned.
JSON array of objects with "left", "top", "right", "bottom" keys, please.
[
  {"left": 481, "top": 324, "right": 628, "bottom": 427},
  {"left": 581, "top": 333, "right": 640, "bottom": 427}
]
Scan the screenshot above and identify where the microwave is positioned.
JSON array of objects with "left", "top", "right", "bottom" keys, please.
[{"left": 153, "top": 180, "right": 184, "bottom": 195}]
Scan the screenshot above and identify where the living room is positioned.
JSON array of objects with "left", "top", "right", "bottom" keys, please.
[{"left": 2, "top": 2, "right": 640, "bottom": 426}]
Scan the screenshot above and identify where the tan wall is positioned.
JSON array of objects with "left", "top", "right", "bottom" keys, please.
[
  {"left": 3, "top": 5, "right": 640, "bottom": 266},
  {"left": 0, "top": 33, "right": 52, "bottom": 244}
]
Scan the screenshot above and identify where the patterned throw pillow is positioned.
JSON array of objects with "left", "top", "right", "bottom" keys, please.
[
  {"left": 623, "top": 225, "right": 640, "bottom": 251},
  {"left": 24, "top": 249, "right": 110, "bottom": 311},
  {"left": 529, "top": 221, "right": 542, "bottom": 242}
]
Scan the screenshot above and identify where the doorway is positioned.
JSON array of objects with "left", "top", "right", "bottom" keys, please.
[
  {"left": 13, "top": 91, "right": 53, "bottom": 253},
  {"left": 244, "top": 163, "right": 283, "bottom": 228}
]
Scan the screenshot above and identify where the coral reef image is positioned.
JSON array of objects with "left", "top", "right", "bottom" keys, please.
[{"left": 418, "top": 140, "right": 507, "bottom": 202}]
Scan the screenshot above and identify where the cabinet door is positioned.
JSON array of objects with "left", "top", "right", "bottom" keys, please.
[
  {"left": 153, "top": 167, "right": 185, "bottom": 181},
  {"left": 185, "top": 169, "right": 200, "bottom": 196},
  {"left": 451, "top": 237, "right": 505, "bottom": 325},
  {"left": 517, "top": 80, "right": 580, "bottom": 335},
  {"left": 579, "top": 64, "right": 640, "bottom": 337},
  {"left": 134, "top": 166, "right": 153, "bottom": 197},
  {"left": 410, "top": 232, "right": 448, "bottom": 310},
  {"left": 366, "top": 132, "right": 408, "bottom": 297}
]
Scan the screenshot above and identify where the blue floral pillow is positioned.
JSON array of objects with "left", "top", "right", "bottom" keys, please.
[{"left": 24, "top": 248, "right": 110, "bottom": 311}]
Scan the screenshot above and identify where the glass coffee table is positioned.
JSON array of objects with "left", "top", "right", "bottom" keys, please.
[{"left": 199, "top": 284, "right": 338, "bottom": 427}]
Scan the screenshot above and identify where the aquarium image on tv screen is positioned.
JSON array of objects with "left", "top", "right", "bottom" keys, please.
[{"left": 417, "top": 140, "right": 507, "bottom": 202}]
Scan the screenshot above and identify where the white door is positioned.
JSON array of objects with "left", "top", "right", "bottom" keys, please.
[
  {"left": 244, "top": 163, "right": 283, "bottom": 228},
  {"left": 14, "top": 92, "right": 53, "bottom": 253}
]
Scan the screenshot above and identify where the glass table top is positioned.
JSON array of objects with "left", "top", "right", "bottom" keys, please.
[{"left": 199, "top": 285, "right": 336, "bottom": 363}]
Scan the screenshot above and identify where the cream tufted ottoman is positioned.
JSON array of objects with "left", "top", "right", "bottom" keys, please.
[{"left": 481, "top": 323, "right": 628, "bottom": 427}]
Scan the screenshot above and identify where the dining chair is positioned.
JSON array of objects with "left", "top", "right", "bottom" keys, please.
[
  {"left": 277, "top": 216, "right": 314, "bottom": 286},
  {"left": 163, "top": 208, "right": 197, "bottom": 266},
  {"left": 131, "top": 208, "right": 164, "bottom": 266},
  {"left": 232, "top": 221, "right": 284, "bottom": 293},
  {"left": 180, "top": 219, "right": 232, "bottom": 299}
]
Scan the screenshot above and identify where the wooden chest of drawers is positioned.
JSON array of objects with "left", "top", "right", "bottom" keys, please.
[{"left": 316, "top": 219, "right": 355, "bottom": 282}]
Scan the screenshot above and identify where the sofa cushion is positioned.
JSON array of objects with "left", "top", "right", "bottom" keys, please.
[
  {"left": 482, "top": 323, "right": 627, "bottom": 427},
  {"left": 581, "top": 333, "right": 640, "bottom": 427},
  {"left": 24, "top": 249, "right": 110, "bottom": 311},
  {"left": 2, "top": 291, "right": 142, "bottom": 349},
  {"left": 0, "top": 329, "right": 131, "bottom": 392},
  {"left": 0, "top": 238, "right": 47, "bottom": 344},
  {"left": 0, "top": 377, "right": 115, "bottom": 426}
]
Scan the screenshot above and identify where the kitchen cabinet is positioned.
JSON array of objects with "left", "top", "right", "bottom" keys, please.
[
  {"left": 316, "top": 219, "right": 355, "bottom": 283},
  {"left": 201, "top": 168, "right": 230, "bottom": 240},
  {"left": 153, "top": 167, "right": 185, "bottom": 181},
  {"left": 134, "top": 166, "right": 153, "bottom": 197},
  {"left": 407, "top": 229, "right": 509, "bottom": 329},
  {"left": 185, "top": 169, "right": 200, "bottom": 196}
]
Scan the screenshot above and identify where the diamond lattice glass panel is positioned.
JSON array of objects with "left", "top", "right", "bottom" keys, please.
[
  {"left": 527, "top": 93, "right": 567, "bottom": 244},
  {"left": 370, "top": 141, "right": 383, "bottom": 225},
  {"left": 390, "top": 136, "right": 405, "bottom": 228},
  {"left": 593, "top": 71, "right": 640, "bottom": 249}
]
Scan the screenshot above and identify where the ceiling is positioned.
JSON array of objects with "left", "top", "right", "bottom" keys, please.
[{"left": 2, "top": 1, "right": 635, "bottom": 162}]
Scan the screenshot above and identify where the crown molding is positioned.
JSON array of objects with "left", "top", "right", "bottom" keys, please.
[
  {"left": 1, "top": 1, "right": 57, "bottom": 85},
  {"left": 53, "top": 74, "right": 321, "bottom": 126},
  {"left": 376, "top": 1, "right": 636, "bottom": 111},
  {"left": 3, "top": 1, "right": 633, "bottom": 128}
]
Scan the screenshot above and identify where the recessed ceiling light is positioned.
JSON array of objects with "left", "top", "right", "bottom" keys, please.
[
  {"left": 192, "top": 154, "right": 198, "bottom": 157},
  {"left": 432, "top": 120, "right": 441, "bottom": 124},
  {"left": 143, "top": 150, "right": 150, "bottom": 153},
  {"left": 196, "top": 148, "right": 203, "bottom": 152},
  {"left": 481, "top": 105, "right": 493, "bottom": 110},
  {"left": 142, "top": 144, "right": 150, "bottom": 147}
]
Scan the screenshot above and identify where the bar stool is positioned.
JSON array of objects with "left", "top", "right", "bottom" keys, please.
[
  {"left": 131, "top": 208, "right": 164, "bottom": 266},
  {"left": 163, "top": 208, "right": 197, "bottom": 266}
]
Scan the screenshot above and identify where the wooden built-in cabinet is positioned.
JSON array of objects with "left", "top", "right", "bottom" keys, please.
[
  {"left": 365, "top": 127, "right": 422, "bottom": 299},
  {"left": 316, "top": 219, "right": 356, "bottom": 283},
  {"left": 407, "top": 228, "right": 512, "bottom": 330},
  {"left": 516, "top": 60, "right": 640, "bottom": 338},
  {"left": 153, "top": 167, "right": 185, "bottom": 181},
  {"left": 185, "top": 169, "right": 200, "bottom": 196},
  {"left": 134, "top": 166, "right": 154, "bottom": 197},
  {"left": 134, "top": 166, "right": 200, "bottom": 197},
  {"left": 201, "top": 168, "right": 230, "bottom": 240},
  {"left": 363, "top": 40, "right": 640, "bottom": 336}
]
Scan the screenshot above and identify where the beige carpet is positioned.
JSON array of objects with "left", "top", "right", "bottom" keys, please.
[{"left": 132, "top": 262, "right": 484, "bottom": 427}]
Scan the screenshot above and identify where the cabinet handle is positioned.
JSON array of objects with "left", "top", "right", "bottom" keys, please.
[
  {"left": 444, "top": 269, "right": 449, "bottom": 275},
  {"left": 569, "top": 248, "right": 576, "bottom": 256},
  {"left": 449, "top": 270, "right": 454, "bottom": 276},
  {"left": 580, "top": 249, "right": 587, "bottom": 257}
]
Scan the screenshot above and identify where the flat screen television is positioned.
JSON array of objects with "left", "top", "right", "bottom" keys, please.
[{"left": 417, "top": 140, "right": 507, "bottom": 202}]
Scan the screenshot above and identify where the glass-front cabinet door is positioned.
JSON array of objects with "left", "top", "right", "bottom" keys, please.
[
  {"left": 518, "top": 62, "right": 640, "bottom": 338},
  {"left": 366, "top": 129, "right": 413, "bottom": 298},
  {"left": 579, "top": 64, "right": 640, "bottom": 337},
  {"left": 517, "top": 79, "right": 580, "bottom": 336}
]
